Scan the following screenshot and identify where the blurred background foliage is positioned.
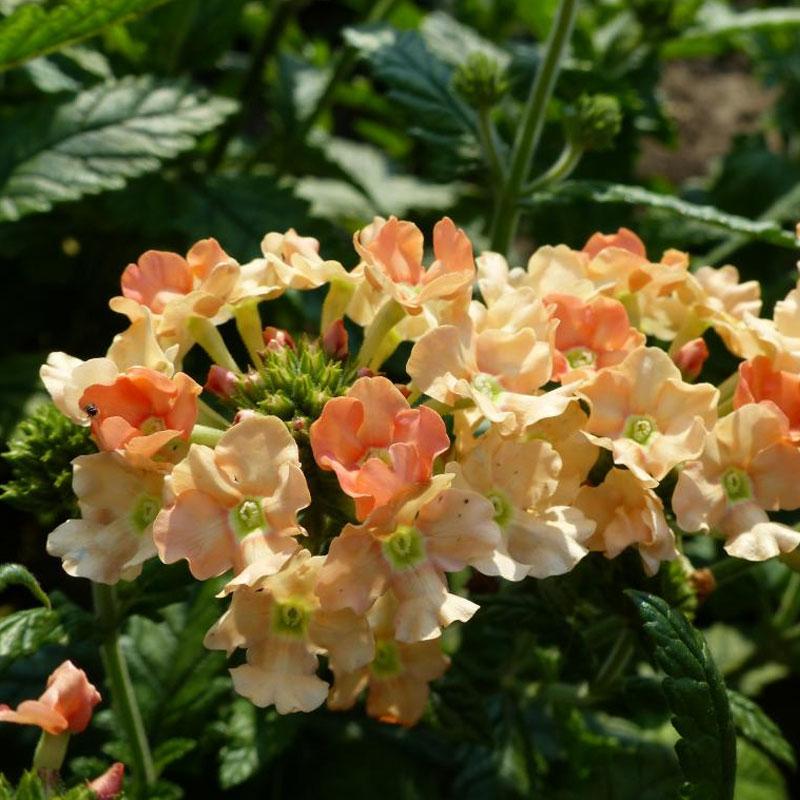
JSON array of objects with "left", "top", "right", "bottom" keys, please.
[{"left": 2, "top": 0, "right": 800, "bottom": 797}]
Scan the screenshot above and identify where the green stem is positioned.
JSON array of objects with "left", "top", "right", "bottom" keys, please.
[
  {"left": 356, "top": 300, "right": 405, "bottom": 369},
  {"left": 197, "top": 398, "right": 231, "bottom": 429},
  {"left": 592, "top": 630, "right": 634, "bottom": 693},
  {"left": 32, "top": 731, "right": 69, "bottom": 773},
  {"left": 188, "top": 317, "right": 241, "bottom": 374},
  {"left": 477, "top": 105, "right": 505, "bottom": 183},
  {"left": 191, "top": 424, "right": 226, "bottom": 447},
  {"left": 93, "top": 584, "right": 156, "bottom": 797},
  {"left": 488, "top": 0, "right": 578, "bottom": 256},
  {"left": 521, "top": 138, "right": 583, "bottom": 194},
  {"left": 234, "top": 300, "right": 265, "bottom": 368},
  {"left": 709, "top": 556, "right": 760, "bottom": 586},
  {"left": 774, "top": 572, "right": 800, "bottom": 629}
]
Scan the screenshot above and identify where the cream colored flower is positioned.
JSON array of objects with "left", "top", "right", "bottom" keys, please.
[{"left": 673, "top": 402, "right": 800, "bottom": 560}]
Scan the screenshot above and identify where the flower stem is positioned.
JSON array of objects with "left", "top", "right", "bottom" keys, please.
[
  {"left": 356, "top": 300, "right": 405, "bottom": 369},
  {"left": 234, "top": 300, "right": 265, "bottom": 368},
  {"left": 520, "top": 138, "right": 583, "bottom": 195},
  {"left": 488, "top": 0, "right": 578, "bottom": 256},
  {"left": 92, "top": 584, "right": 156, "bottom": 797},
  {"left": 32, "top": 731, "right": 69, "bottom": 773},
  {"left": 188, "top": 316, "right": 241, "bottom": 374},
  {"left": 191, "top": 424, "right": 226, "bottom": 447}
]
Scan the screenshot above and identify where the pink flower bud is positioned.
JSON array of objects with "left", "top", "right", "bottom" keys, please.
[
  {"left": 673, "top": 338, "right": 708, "bottom": 381},
  {"left": 204, "top": 365, "right": 238, "bottom": 399},
  {"left": 88, "top": 763, "right": 124, "bottom": 799},
  {"left": 262, "top": 327, "right": 295, "bottom": 352},
  {"left": 356, "top": 367, "right": 375, "bottom": 379},
  {"left": 322, "top": 319, "right": 348, "bottom": 360},
  {"left": 233, "top": 409, "right": 260, "bottom": 425}
]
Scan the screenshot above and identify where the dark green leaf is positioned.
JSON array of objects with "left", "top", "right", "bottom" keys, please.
[
  {"left": 0, "top": 563, "right": 49, "bottom": 608},
  {"left": 0, "top": 0, "right": 174, "bottom": 71},
  {"left": 523, "top": 181, "right": 799, "bottom": 250},
  {"left": 627, "top": 591, "right": 736, "bottom": 800},
  {"left": 0, "top": 76, "right": 237, "bottom": 222},
  {"left": 727, "top": 690, "right": 795, "bottom": 769},
  {"left": 153, "top": 737, "right": 197, "bottom": 776},
  {"left": 343, "top": 24, "right": 477, "bottom": 140}
]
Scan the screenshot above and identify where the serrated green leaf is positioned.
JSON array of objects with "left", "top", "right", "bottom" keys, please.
[
  {"left": 664, "top": 5, "right": 800, "bottom": 58},
  {"left": 153, "top": 737, "right": 197, "bottom": 775},
  {"left": 523, "top": 181, "right": 800, "bottom": 250},
  {"left": 627, "top": 591, "right": 736, "bottom": 800},
  {"left": 734, "top": 739, "right": 788, "bottom": 800},
  {"left": 0, "top": 608, "right": 64, "bottom": 668},
  {"left": 343, "top": 24, "right": 477, "bottom": 141},
  {"left": 0, "top": 75, "right": 238, "bottom": 222},
  {"left": 0, "top": 563, "right": 50, "bottom": 608},
  {"left": 727, "top": 690, "right": 795, "bottom": 769},
  {"left": 218, "top": 700, "right": 260, "bottom": 789},
  {"left": 0, "top": 0, "right": 174, "bottom": 71}
]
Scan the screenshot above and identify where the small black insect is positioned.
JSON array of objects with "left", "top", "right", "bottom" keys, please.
[{"left": 84, "top": 403, "right": 98, "bottom": 417}]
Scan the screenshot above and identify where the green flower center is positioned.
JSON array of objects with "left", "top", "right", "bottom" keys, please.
[
  {"left": 140, "top": 416, "right": 167, "bottom": 435},
  {"left": 472, "top": 373, "right": 502, "bottom": 400},
  {"left": 370, "top": 640, "right": 403, "bottom": 678},
  {"left": 624, "top": 414, "right": 657, "bottom": 445},
  {"left": 230, "top": 497, "right": 265, "bottom": 538},
  {"left": 722, "top": 467, "right": 752, "bottom": 503},
  {"left": 487, "top": 489, "right": 513, "bottom": 528},
  {"left": 130, "top": 494, "right": 161, "bottom": 533},
  {"left": 382, "top": 525, "right": 426, "bottom": 571},
  {"left": 271, "top": 600, "right": 311, "bottom": 638},
  {"left": 565, "top": 347, "right": 596, "bottom": 369}
]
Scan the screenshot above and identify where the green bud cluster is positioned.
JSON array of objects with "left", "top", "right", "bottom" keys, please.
[
  {"left": 230, "top": 338, "right": 358, "bottom": 425},
  {"left": 452, "top": 51, "right": 508, "bottom": 109},
  {"left": 567, "top": 94, "right": 622, "bottom": 152},
  {"left": 1, "top": 402, "right": 95, "bottom": 526}
]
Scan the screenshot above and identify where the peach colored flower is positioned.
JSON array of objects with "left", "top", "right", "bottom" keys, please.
[
  {"left": 205, "top": 550, "right": 373, "bottom": 714},
  {"left": 582, "top": 227, "right": 647, "bottom": 260},
  {"left": 547, "top": 293, "right": 644, "bottom": 382},
  {"left": 80, "top": 367, "right": 200, "bottom": 469},
  {"left": 315, "top": 476, "right": 507, "bottom": 642},
  {"left": 310, "top": 376, "right": 449, "bottom": 520},
  {"left": 327, "top": 592, "right": 449, "bottom": 727},
  {"left": 41, "top": 309, "right": 177, "bottom": 426},
  {"left": 575, "top": 468, "right": 677, "bottom": 575},
  {"left": 735, "top": 356, "right": 800, "bottom": 439},
  {"left": 407, "top": 288, "right": 574, "bottom": 434},
  {"left": 111, "top": 239, "right": 240, "bottom": 359},
  {"left": 674, "top": 402, "right": 800, "bottom": 560},
  {"left": 0, "top": 661, "right": 100, "bottom": 735},
  {"left": 448, "top": 428, "right": 593, "bottom": 579},
  {"left": 580, "top": 346, "right": 718, "bottom": 482},
  {"left": 477, "top": 247, "right": 595, "bottom": 307},
  {"left": 694, "top": 265, "right": 762, "bottom": 320},
  {"left": 154, "top": 415, "right": 309, "bottom": 580},
  {"left": 234, "top": 229, "right": 354, "bottom": 302},
  {"left": 354, "top": 216, "right": 474, "bottom": 315},
  {"left": 47, "top": 452, "right": 163, "bottom": 584}
]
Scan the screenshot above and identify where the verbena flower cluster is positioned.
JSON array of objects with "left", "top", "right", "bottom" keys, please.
[{"left": 37, "top": 218, "right": 800, "bottom": 726}]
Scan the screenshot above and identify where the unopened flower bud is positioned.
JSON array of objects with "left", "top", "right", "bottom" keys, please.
[
  {"left": 263, "top": 327, "right": 296, "bottom": 352},
  {"left": 88, "top": 763, "right": 125, "bottom": 799},
  {"left": 567, "top": 94, "right": 622, "bottom": 152},
  {"left": 205, "top": 365, "right": 238, "bottom": 399},
  {"left": 452, "top": 52, "right": 508, "bottom": 109},
  {"left": 322, "top": 319, "right": 348, "bottom": 361},
  {"left": 689, "top": 568, "right": 716, "bottom": 604},
  {"left": 233, "top": 409, "right": 260, "bottom": 425},
  {"left": 357, "top": 367, "right": 375, "bottom": 379},
  {"left": 673, "top": 337, "right": 709, "bottom": 381}
]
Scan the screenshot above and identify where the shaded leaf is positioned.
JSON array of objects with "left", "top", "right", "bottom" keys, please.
[
  {"left": 0, "top": 563, "right": 49, "bottom": 608},
  {"left": 627, "top": 591, "right": 736, "bottom": 800},
  {"left": 734, "top": 739, "right": 788, "bottom": 800},
  {"left": 0, "top": 0, "right": 173, "bottom": 71},
  {"left": 0, "top": 76, "right": 237, "bottom": 221},
  {"left": 727, "top": 690, "right": 795, "bottom": 769}
]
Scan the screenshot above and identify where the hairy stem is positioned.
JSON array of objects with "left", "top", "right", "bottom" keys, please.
[
  {"left": 489, "top": 0, "right": 578, "bottom": 255},
  {"left": 93, "top": 584, "right": 156, "bottom": 798}
]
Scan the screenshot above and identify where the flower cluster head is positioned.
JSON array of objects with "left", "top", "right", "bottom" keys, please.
[{"left": 38, "top": 216, "right": 800, "bottom": 727}]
